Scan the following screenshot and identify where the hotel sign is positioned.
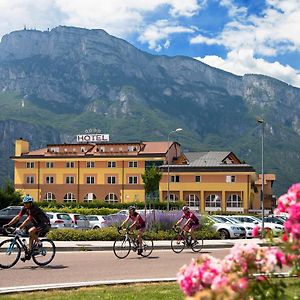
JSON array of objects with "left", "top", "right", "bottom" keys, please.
[{"left": 76, "top": 134, "right": 110, "bottom": 143}]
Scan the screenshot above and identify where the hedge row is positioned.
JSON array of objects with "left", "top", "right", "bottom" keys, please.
[
  {"left": 47, "top": 227, "right": 220, "bottom": 241},
  {"left": 37, "top": 200, "right": 185, "bottom": 211},
  {"left": 42, "top": 207, "right": 119, "bottom": 216}
]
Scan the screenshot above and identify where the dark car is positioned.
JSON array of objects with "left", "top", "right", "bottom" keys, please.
[{"left": 0, "top": 206, "right": 28, "bottom": 235}]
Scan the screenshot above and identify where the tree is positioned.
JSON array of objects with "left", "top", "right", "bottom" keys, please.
[
  {"left": 141, "top": 166, "right": 162, "bottom": 221},
  {"left": 0, "top": 180, "right": 22, "bottom": 209}
]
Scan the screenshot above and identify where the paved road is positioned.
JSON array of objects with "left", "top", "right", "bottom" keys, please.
[{"left": 0, "top": 248, "right": 230, "bottom": 289}]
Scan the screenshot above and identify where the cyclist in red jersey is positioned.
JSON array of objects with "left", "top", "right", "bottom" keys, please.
[
  {"left": 120, "top": 206, "right": 146, "bottom": 255},
  {"left": 174, "top": 206, "right": 199, "bottom": 244},
  {"left": 3, "top": 195, "right": 50, "bottom": 261}
]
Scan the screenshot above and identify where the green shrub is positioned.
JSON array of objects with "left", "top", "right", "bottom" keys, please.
[
  {"left": 47, "top": 227, "right": 220, "bottom": 241},
  {"left": 42, "top": 206, "right": 119, "bottom": 216}
]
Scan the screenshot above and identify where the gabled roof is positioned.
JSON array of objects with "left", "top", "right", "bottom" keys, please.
[{"left": 184, "top": 151, "right": 243, "bottom": 167}]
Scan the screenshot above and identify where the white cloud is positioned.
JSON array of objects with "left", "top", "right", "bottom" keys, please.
[
  {"left": 0, "top": 0, "right": 203, "bottom": 45},
  {"left": 190, "top": 0, "right": 300, "bottom": 57},
  {"left": 138, "top": 19, "right": 195, "bottom": 51},
  {"left": 195, "top": 49, "right": 300, "bottom": 88}
]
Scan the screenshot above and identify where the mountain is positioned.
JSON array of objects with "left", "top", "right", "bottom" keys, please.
[{"left": 0, "top": 26, "right": 300, "bottom": 195}]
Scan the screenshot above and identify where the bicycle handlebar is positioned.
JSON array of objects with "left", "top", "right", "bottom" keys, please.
[{"left": 1, "top": 226, "right": 16, "bottom": 235}]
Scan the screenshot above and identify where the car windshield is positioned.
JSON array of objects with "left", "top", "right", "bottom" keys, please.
[
  {"left": 211, "top": 216, "right": 223, "bottom": 223},
  {"left": 226, "top": 217, "right": 239, "bottom": 224}
]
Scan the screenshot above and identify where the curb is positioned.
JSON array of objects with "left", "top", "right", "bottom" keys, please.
[
  {"left": 0, "top": 278, "right": 177, "bottom": 294},
  {"left": 53, "top": 242, "right": 271, "bottom": 252}
]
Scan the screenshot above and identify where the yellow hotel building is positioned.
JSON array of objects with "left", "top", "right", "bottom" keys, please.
[{"left": 12, "top": 138, "right": 275, "bottom": 213}]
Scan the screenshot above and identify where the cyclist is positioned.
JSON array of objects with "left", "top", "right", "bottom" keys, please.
[
  {"left": 3, "top": 195, "right": 50, "bottom": 262},
  {"left": 120, "top": 206, "right": 146, "bottom": 255},
  {"left": 174, "top": 206, "right": 199, "bottom": 245}
]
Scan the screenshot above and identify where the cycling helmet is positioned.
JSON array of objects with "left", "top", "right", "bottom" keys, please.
[
  {"left": 23, "top": 195, "right": 33, "bottom": 203},
  {"left": 182, "top": 205, "right": 189, "bottom": 212},
  {"left": 128, "top": 206, "right": 136, "bottom": 212}
]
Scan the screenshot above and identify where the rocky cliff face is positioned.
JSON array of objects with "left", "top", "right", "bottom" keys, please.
[{"left": 0, "top": 26, "right": 300, "bottom": 194}]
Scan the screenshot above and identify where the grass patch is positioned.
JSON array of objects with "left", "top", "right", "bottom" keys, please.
[
  {"left": 0, "top": 282, "right": 183, "bottom": 300},
  {"left": 1, "top": 278, "right": 300, "bottom": 300}
]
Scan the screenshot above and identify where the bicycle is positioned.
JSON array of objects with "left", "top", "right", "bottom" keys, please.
[
  {"left": 171, "top": 225, "right": 204, "bottom": 253},
  {"left": 0, "top": 227, "right": 56, "bottom": 269},
  {"left": 113, "top": 227, "right": 154, "bottom": 259}
]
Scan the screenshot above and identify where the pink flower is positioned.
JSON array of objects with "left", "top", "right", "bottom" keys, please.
[
  {"left": 256, "top": 275, "right": 267, "bottom": 281},
  {"left": 252, "top": 225, "right": 260, "bottom": 237},
  {"left": 237, "top": 278, "right": 248, "bottom": 290},
  {"left": 275, "top": 250, "right": 286, "bottom": 267}
]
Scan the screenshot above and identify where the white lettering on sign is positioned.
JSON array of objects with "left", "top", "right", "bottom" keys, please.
[{"left": 76, "top": 134, "right": 110, "bottom": 143}]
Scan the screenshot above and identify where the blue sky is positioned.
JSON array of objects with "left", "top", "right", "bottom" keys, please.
[{"left": 1, "top": 0, "right": 300, "bottom": 87}]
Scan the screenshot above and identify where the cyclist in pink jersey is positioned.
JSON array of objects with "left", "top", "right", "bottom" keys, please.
[
  {"left": 120, "top": 206, "right": 146, "bottom": 255},
  {"left": 174, "top": 206, "right": 199, "bottom": 244}
]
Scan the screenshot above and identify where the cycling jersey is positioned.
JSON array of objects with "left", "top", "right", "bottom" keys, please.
[
  {"left": 182, "top": 211, "right": 199, "bottom": 225},
  {"left": 129, "top": 212, "right": 145, "bottom": 228},
  {"left": 18, "top": 204, "right": 50, "bottom": 227}
]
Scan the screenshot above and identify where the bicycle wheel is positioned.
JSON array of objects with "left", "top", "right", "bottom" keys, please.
[
  {"left": 191, "top": 238, "right": 204, "bottom": 253},
  {"left": 0, "top": 239, "right": 21, "bottom": 269},
  {"left": 113, "top": 237, "right": 131, "bottom": 259},
  {"left": 32, "top": 239, "right": 56, "bottom": 266},
  {"left": 140, "top": 238, "right": 154, "bottom": 257},
  {"left": 171, "top": 236, "right": 185, "bottom": 253}
]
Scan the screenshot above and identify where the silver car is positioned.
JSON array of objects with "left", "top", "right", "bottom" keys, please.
[
  {"left": 68, "top": 213, "right": 90, "bottom": 229},
  {"left": 46, "top": 212, "right": 74, "bottom": 229},
  {"left": 86, "top": 215, "right": 106, "bottom": 229}
]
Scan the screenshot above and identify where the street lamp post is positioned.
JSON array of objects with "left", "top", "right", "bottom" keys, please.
[
  {"left": 257, "top": 119, "right": 265, "bottom": 237},
  {"left": 167, "top": 128, "right": 183, "bottom": 211}
]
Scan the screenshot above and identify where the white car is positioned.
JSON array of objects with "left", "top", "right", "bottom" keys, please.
[
  {"left": 86, "top": 215, "right": 106, "bottom": 229},
  {"left": 212, "top": 215, "right": 254, "bottom": 238},
  {"left": 230, "top": 215, "right": 284, "bottom": 235},
  {"left": 208, "top": 216, "right": 246, "bottom": 240},
  {"left": 46, "top": 212, "right": 74, "bottom": 229}
]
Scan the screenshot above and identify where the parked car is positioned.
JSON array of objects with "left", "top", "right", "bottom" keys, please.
[
  {"left": 68, "top": 213, "right": 90, "bottom": 229},
  {"left": 0, "top": 206, "right": 31, "bottom": 235},
  {"left": 212, "top": 215, "right": 254, "bottom": 238},
  {"left": 262, "top": 216, "right": 285, "bottom": 225},
  {"left": 86, "top": 215, "right": 106, "bottom": 229},
  {"left": 46, "top": 212, "right": 74, "bottom": 229},
  {"left": 208, "top": 216, "right": 246, "bottom": 239},
  {"left": 230, "top": 215, "right": 284, "bottom": 235}
]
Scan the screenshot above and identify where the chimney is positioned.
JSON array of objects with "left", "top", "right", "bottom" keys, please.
[{"left": 15, "top": 138, "right": 29, "bottom": 156}]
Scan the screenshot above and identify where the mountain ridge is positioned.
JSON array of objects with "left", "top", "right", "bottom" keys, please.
[{"left": 0, "top": 26, "right": 300, "bottom": 195}]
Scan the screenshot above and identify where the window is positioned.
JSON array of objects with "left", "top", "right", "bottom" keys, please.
[
  {"left": 186, "top": 194, "right": 200, "bottom": 207},
  {"left": 84, "top": 193, "right": 96, "bottom": 202},
  {"left": 128, "top": 146, "right": 137, "bottom": 152},
  {"left": 128, "top": 161, "right": 138, "bottom": 168},
  {"left": 86, "top": 161, "right": 95, "bottom": 168},
  {"left": 166, "top": 194, "right": 178, "bottom": 202},
  {"left": 226, "top": 194, "right": 242, "bottom": 207},
  {"left": 26, "top": 176, "right": 34, "bottom": 184},
  {"left": 66, "top": 162, "right": 75, "bottom": 168},
  {"left": 44, "top": 192, "right": 56, "bottom": 202},
  {"left": 171, "top": 175, "right": 180, "bottom": 182},
  {"left": 26, "top": 162, "right": 35, "bottom": 168},
  {"left": 105, "top": 193, "right": 118, "bottom": 204},
  {"left": 64, "top": 193, "right": 76, "bottom": 203},
  {"left": 66, "top": 176, "right": 75, "bottom": 184},
  {"left": 107, "top": 161, "right": 116, "bottom": 168},
  {"left": 107, "top": 176, "right": 116, "bottom": 184},
  {"left": 226, "top": 175, "right": 236, "bottom": 183},
  {"left": 128, "top": 176, "right": 138, "bottom": 184},
  {"left": 86, "top": 176, "right": 95, "bottom": 184},
  {"left": 46, "top": 162, "right": 54, "bottom": 168},
  {"left": 45, "top": 176, "right": 54, "bottom": 184},
  {"left": 195, "top": 176, "right": 201, "bottom": 182},
  {"left": 205, "top": 194, "right": 221, "bottom": 208}
]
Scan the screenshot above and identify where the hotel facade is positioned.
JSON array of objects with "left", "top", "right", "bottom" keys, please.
[{"left": 12, "top": 138, "right": 276, "bottom": 213}]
